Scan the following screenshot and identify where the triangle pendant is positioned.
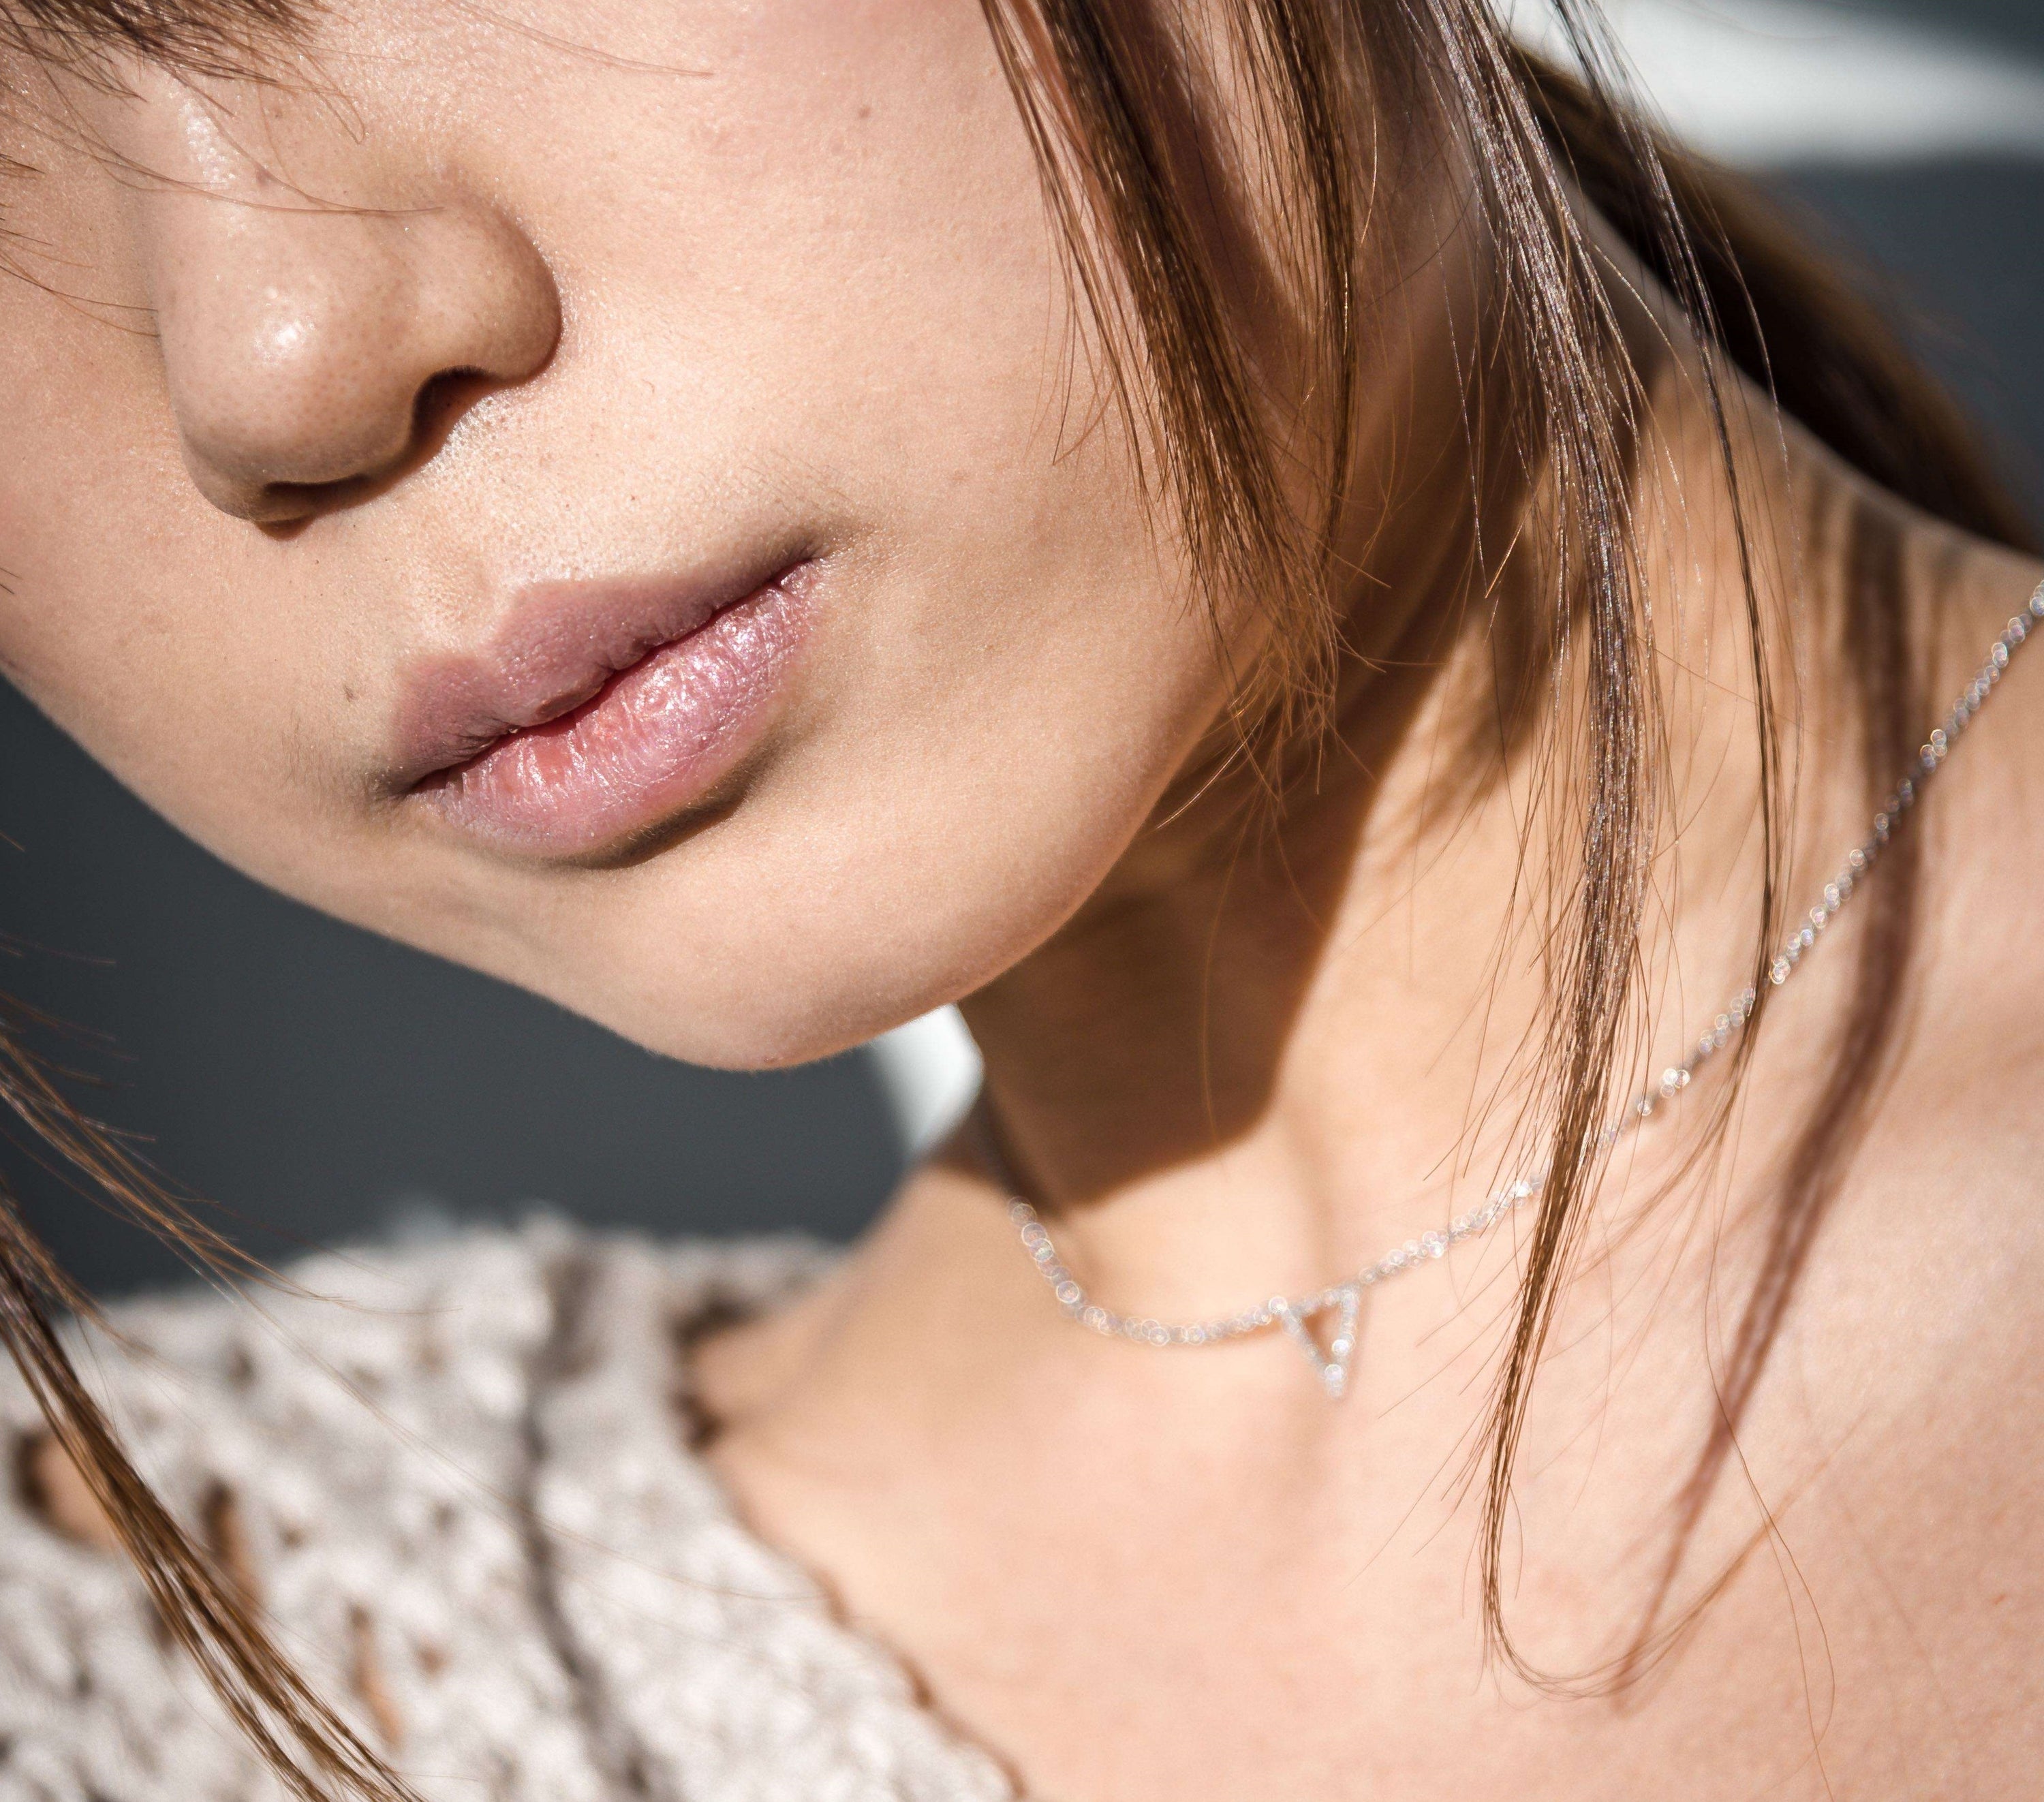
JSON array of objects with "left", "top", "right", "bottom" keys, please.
[{"left": 1275, "top": 1286, "right": 1361, "bottom": 1400}]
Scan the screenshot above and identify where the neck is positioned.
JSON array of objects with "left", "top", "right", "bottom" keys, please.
[
  {"left": 704, "top": 198, "right": 1868, "bottom": 1445},
  {"left": 957, "top": 290, "right": 1805, "bottom": 1348}
]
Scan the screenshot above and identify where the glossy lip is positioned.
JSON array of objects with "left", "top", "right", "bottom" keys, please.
[{"left": 394, "top": 555, "right": 816, "bottom": 859}]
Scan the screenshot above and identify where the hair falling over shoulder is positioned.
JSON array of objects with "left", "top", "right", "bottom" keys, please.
[{"left": 0, "top": 1, "right": 2032, "bottom": 1794}]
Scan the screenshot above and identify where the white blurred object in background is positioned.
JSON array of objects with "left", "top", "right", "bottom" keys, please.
[
  {"left": 867, "top": 1006, "right": 985, "bottom": 1160},
  {"left": 1511, "top": 0, "right": 2044, "bottom": 168}
]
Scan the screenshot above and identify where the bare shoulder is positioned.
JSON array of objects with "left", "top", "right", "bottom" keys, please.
[
  {"left": 1836, "top": 518, "right": 2044, "bottom": 1316},
  {"left": 1894, "top": 529, "right": 2044, "bottom": 1156},
  {"left": 1756, "top": 529, "right": 2044, "bottom": 1786}
]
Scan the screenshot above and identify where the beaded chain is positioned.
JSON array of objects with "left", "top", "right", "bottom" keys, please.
[{"left": 1004, "top": 580, "right": 2044, "bottom": 1398}]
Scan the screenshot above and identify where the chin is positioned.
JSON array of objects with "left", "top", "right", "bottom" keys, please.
[
  {"left": 506, "top": 852, "right": 1074, "bottom": 1073},
  {"left": 494, "top": 910, "right": 967, "bottom": 1074}
]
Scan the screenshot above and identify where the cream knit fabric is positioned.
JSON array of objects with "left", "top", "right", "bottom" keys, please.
[{"left": 0, "top": 1224, "right": 1017, "bottom": 1801}]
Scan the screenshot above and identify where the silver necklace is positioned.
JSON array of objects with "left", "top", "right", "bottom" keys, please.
[{"left": 1002, "top": 581, "right": 2044, "bottom": 1399}]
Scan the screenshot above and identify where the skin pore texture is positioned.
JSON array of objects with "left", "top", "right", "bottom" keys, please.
[{"left": 0, "top": 3, "right": 2041, "bottom": 1798}]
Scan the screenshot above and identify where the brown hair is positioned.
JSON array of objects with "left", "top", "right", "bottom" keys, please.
[
  {"left": 0, "top": 0, "right": 2031, "bottom": 1793},
  {"left": 980, "top": 0, "right": 2035, "bottom": 1684}
]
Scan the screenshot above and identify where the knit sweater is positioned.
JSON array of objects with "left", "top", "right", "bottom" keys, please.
[{"left": 0, "top": 1224, "right": 1017, "bottom": 1801}]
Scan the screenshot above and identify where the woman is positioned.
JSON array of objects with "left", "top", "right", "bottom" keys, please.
[{"left": 1, "top": 0, "right": 2039, "bottom": 1796}]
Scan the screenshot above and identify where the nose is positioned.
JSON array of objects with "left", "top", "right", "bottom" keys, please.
[{"left": 140, "top": 116, "right": 560, "bottom": 524}]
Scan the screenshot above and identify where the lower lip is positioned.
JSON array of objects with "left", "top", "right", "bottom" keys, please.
[{"left": 418, "top": 575, "right": 812, "bottom": 857}]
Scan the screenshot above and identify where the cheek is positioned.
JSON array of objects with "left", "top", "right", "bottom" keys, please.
[
  {"left": 0, "top": 364, "right": 358, "bottom": 910},
  {"left": 0, "top": 309, "right": 274, "bottom": 841},
  {"left": 0, "top": 300, "right": 398, "bottom": 925}
]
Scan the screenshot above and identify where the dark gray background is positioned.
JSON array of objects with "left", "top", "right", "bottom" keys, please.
[{"left": 7, "top": 0, "right": 2041, "bottom": 1294}]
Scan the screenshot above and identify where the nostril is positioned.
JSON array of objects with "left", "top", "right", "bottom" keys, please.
[
  {"left": 249, "top": 367, "right": 509, "bottom": 534},
  {"left": 409, "top": 367, "right": 502, "bottom": 467}
]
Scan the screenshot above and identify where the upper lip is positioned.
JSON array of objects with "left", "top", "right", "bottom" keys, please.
[{"left": 389, "top": 554, "right": 806, "bottom": 792}]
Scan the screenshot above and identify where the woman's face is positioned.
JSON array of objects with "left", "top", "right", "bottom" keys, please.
[{"left": 0, "top": 0, "right": 1249, "bottom": 1066}]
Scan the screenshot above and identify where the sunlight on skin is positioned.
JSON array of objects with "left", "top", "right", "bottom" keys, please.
[{"left": 3, "top": 4, "right": 2043, "bottom": 1796}]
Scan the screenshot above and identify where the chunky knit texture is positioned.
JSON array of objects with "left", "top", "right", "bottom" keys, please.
[{"left": 0, "top": 1224, "right": 1017, "bottom": 1801}]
